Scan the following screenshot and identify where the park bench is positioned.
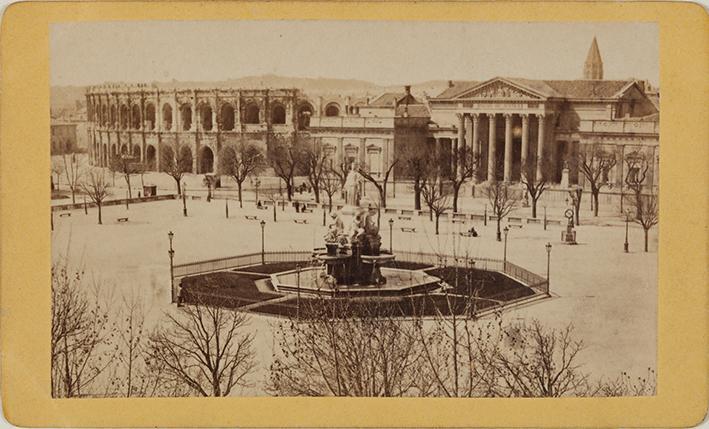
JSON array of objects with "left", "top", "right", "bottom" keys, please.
[
  {"left": 301, "top": 208, "right": 313, "bottom": 213},
  {"left": 526, "top": 218, "right": 541, "bottom": 224},
  {"left": 294, "top": 219, "right": 308, "bottom": 224},
  {"left": 508, "top": 217, "right": 524, "bottom": 228},
  {"left": 384, "top": 208, "right": 398, "bottom": 214},
  {"left": 257, "top": 206, "right": 268, "bottom": 210},
  {"left": 401, "top": 227, "right": 416, "bottom": 233},
  {"left": 59, "top": 213, "right": 71, "bottom": 218},
  {"left": 546, "top": 219, "right": 562, "bottom": 226},
  {"left": 245, "top": 215, "right": 258, "bottom": 220},
  {"left": 398, "top": 216, "right": 412, "bottom": 221},
  {"left": 452, "top": 219, "right": 466, "bottom": 224},
  {"left": 471, "top": 214, "right": 486, "bottom": 221},
  {"left": 401, "top": 209, "right": 415, "bottom": 216},
  {"left": 117, "top": 217, "right": 128, "bottom": 223}
]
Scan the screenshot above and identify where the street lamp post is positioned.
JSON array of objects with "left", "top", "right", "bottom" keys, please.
[
  {"left": 483, "top": 204, "right": 487, "bottom": 226},
  {"left": 168, "top": 231, "right": 175, "bottom": 303},
  {"left": 388, "top": 218, "right": 394, "bottom": 252},
  {"left": 624, "top": 208, "right": 631, "bottom": 253},
  {"left": 503, "top": 226, "right": 510, "bottom": 268},
  {"left": 260, "top": 220, "right": 266, "bottom": 265},
  {"left": 182, "top": 182, "right": 187, "bottom": 217},
  {"left": 545, "top": 242, "right": 552, "bottom": 296}
]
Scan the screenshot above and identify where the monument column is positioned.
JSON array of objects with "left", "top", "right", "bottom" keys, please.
[
  {"left": 536, "top": 113, "right": 546, "bottom": 181},
  {"left": 487, "top": 114, "right": 497, "bottom": 181},
  {"left": 503, "top": 113, "right": 513, "bottom": 182},
  {"left": 521, "top": 114, "right": 529, "bottom": 174}
]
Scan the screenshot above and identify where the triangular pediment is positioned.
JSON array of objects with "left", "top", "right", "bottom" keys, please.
[{"left": 454, "top": 78, "right": 546, "bottom": 100}]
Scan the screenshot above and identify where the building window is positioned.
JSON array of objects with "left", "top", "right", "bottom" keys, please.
[{"left": 325, "top": 103, "right": 340, "bottom": 117}]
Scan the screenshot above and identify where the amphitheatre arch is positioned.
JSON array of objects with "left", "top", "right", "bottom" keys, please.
[
  {"left": 200, "top": 146, "right": 214, "bottom": 173},
  {"left": 220, "top": 103, "right": 235, "bottom": 131},
  {"left": 179, "top": 146, "right": 194, "bottom": 173},
  {"left": 145, "top": 103, "right": 156, "bottom": 130},
  {"left": 244, "top": 103, "right": 260, "bottom": 124},
  {"left": 200, "top": 103, "right": 213, "bottom": 131},
  {"left": 271, "top": 104, "right": 286, "bottom": 124},
  {"left": 162, "top": 103, "right": 173, "bottom": 130},
  {"left": 180, "top": 104, "right": 192, "bottom": 131}
]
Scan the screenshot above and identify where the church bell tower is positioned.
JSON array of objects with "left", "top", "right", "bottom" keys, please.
[{"left": 583, "top": 36, "right": 604, "bottom": 80}]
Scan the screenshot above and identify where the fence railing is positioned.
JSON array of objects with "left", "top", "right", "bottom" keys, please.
[{"left": 172, "top": 250, "right": 549, "bottom": 303}]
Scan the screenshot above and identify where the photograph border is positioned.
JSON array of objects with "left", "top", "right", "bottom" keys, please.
[{"left": 1, "top": 1, "right": 707, "bottom": 427}]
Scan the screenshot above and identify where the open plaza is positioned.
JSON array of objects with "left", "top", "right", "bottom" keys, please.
[{"left": 51, "top": 182, "right": 657, "bottom": 395}]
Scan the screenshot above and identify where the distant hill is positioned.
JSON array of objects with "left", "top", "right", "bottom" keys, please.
[{"left": 51, "top": 75, "right": 452, "bottom": 113}]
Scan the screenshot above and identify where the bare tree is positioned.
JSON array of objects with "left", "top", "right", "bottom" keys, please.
[
  {"left": 62, "top": 153, "right": 84, "bottom": 204},
  {"left": 330, "top": 160, "right": 351, "bottom": 199},
  {"left": 578, "top": 144, "right": 617, "bottom": 217},
  {"left": 219, "top": 143, "right": 265, "bottom": 207},
  {"left": 115, "top": 292, "right": 146, "bottom": 397},
  {"left": 268, "top": 136, "right": 304, "bottom": 202},
  {"left": 520, "top": 157, "right": 552, "bottom": 218},
  {"left": 448, "top": 147, "right": 480, "bottom": 213},
  {"left": 358, "top": 159, "right": 399, "bottom": 209},
  {"left": 400, "top": 143, "right": 434, "bottom": 210},
  {"left": 483, "top": 179, "right": 520, "bottom": 241},
  {"left": 593, "top": 367, "right": 656, "bottom": 396},
  {"left": 320, "top": 167, "right": 341, "bottom": 212},
  {"left": 421, "top": 177, "right": 451, "bottom": 235},
  {"left": 51, "top": 260, "right": 114, "bottom": 397},
  {"left": 628, "top": 192, "right": 658, "bottom": 252},
  {"left": 146, "top": 300, "right": 256, "bottom": 397},
  {"left": 491, "top": 320, "right": 590, "bottom": 397},
  {"left": 81, "top": 168, "right": 110, "bottom": 224},
  {"left": 160, "top": 146, "right": 192, "bottom": 195},
  {"left": 51, "top": 157, "right": 65, "bottom": 192},
  {"left": 269, "top": 298, "right": 429, "bottom": 396},
  {"left": 109, "top": 154, "right": 143, "bottom": 199},
  {"left": 624, "top": 152, "right": 651, "bottom": 220},
  {"left": 300, "top": 142, "right": 329, "bottom": 204}
]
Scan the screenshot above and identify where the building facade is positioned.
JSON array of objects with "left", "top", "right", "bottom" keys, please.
[{"left": 85, "top": 38, "right": 658, "bottom": 193}]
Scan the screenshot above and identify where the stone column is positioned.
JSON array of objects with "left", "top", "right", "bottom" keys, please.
[
  {"left": 358, "top": 138, "right": 366, "bottom": 166},
  {"left": 536, "top": 114, "right": 545, "bottom": 182},
  {"left": 337, "top": 138, "right": 344, "bottom": 166},
  {"left": 191, "top": 91, "right": 197, "bottom": 132},
  {"left": 465, "top": 114, "right": 473, "bottom": 158},
  {"left": 503, "top": 113, "right": 513, "bottom": 182},
  {"left": 487, "top": 114, "right": 497, "bottom": 181},
  {"left": 457, "top": 114, "right": 465, "bottom": 179},
  {"left": 435, "top": 137, "right": 441, "bottom": 183},
  {"left": 471, "top": 113, "right": 479, "bottom": 157},
  {"left": 521, "top": 114, "right": 529, "bottom": 173}
]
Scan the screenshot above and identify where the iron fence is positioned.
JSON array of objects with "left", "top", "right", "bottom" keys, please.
[{"left": 172, "top": 249, "right": 548, "bottom": 304}]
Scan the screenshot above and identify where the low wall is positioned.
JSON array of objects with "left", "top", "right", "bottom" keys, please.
[{"left": 52, "top": 194, "right": 178, "bottom": 211}]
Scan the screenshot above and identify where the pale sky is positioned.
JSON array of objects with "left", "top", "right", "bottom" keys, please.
[{"left": 50, "top": 21, "right": 658, "bottom": 87}]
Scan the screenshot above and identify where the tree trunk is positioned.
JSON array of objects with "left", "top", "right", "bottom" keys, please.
[
  {"left": 328, "top": 196, "right": 332, "bottom": 212},
  {"left": 97, "top": 203, "right": 102, "bottom": 225},
  {"left": 380, "top": 183, "right": 387, "bottom": 208},
  {"left": 644, "top": 228, "right": 649, "bottom": 252},
  {"left": 126, "top": 175, "right": 132, "bottom": 199},
  {"left": 237, "top": 182, "right": 243, "bottom": 208},
  {"left": 452, "top": 184, "right": 460, "bottom": 213},
  {"left": 496, "top": 218, "right": 501, "bottom": 241},
  {"left": 313, "top": 183, "right": 320, "bottom": 203},
  {"left": 175, "top": 178, "right": 181, "bottom": 195},
  {"left": 273, "top": 204, "right": 277, "bottom": 222},
  {"left": 532, "top": 198, "right": 538, "bottom": 218},
  {"left": 71, "top": 188, "right": 76, "bottom": 204},
  {"left": 593, "top": 191, "right": 599, "bottom": 217},
  {"left": 285, "top": 181, "right": 293, "bottom": 201},
  {"left": 435, "top": 215, "right": 440, "bottom": 235},
  {"left": 414, "top": 180, "right": 421, "bottom": 210}
]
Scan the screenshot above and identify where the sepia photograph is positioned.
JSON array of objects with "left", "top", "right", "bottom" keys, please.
[{"left": 49, "top": 20, "right": 659, "bottom": 398}]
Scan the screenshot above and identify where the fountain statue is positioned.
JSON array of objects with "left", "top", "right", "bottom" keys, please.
[{"left": 343, "top": 163, "right": 363, "bottom": 208}]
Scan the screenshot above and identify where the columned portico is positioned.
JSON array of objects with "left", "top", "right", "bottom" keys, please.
[{"left": 536, "top": 114, "right": 546, "bottom": 181}]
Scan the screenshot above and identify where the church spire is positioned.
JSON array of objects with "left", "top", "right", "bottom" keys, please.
[{"left": 583, "top": 36, "right": 604, "bottom": 80}]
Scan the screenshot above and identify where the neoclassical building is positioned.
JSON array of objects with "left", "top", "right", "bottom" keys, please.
[{"left": 86, "top": 38, "right": 658, "bottom": 193}]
